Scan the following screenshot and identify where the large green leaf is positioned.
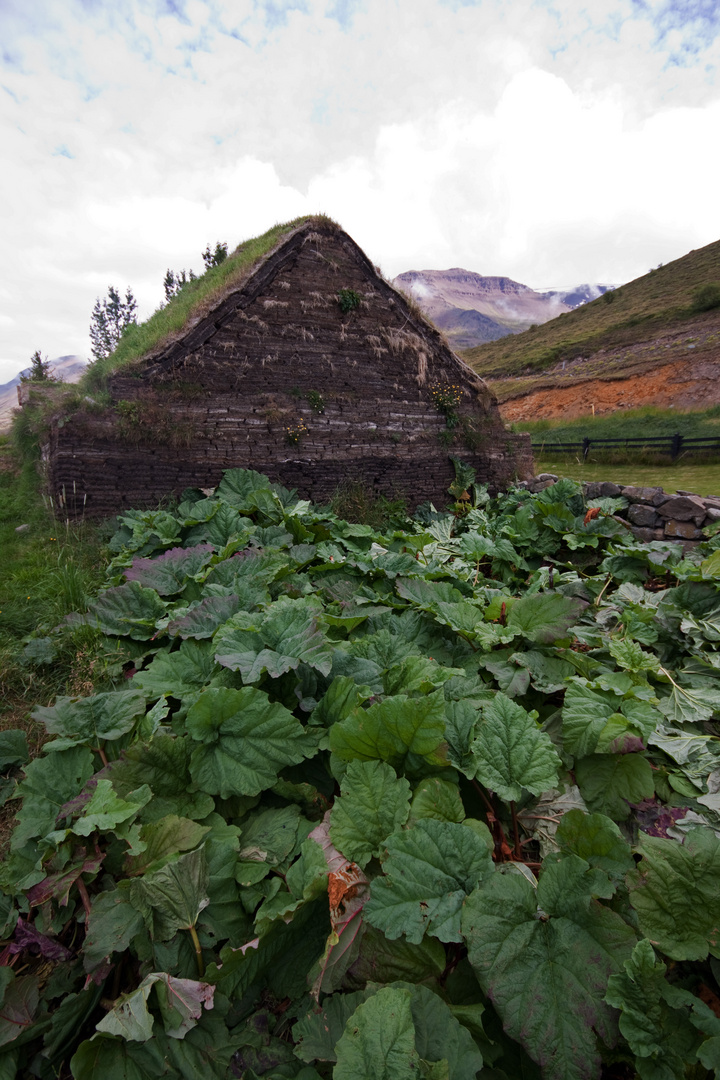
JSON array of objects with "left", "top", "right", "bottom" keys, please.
[
  {"left": 408, "top": 983, "right": 484, "bottom": 1080},
  {"left": 185, "top": 686, "right": 318, "bottom": 798},
  {"left": 507, "top": 593, "right": 585, "bottom": 643},
  {"left": 512, "top": 649, "right": 575, "bottom": 694},
  {"left": 214, "top": 599, "right": 333, "bottom": 681},
  {"left": 575, "top": 753, "right": 654, "bottom": 820},
  {"left": 555, "top": 810, "right": 634, "bottom": 879},
  {"left": 345, "top": 926, "right": 446, "bottom": 989},
  {"left": 604, "top": 939, "right": 701, "bottom": 1080},
  {"left": 443, "top": 700, "right": 478, "bottom": 778},
  {"left": 409, "top": 777, "right": 465, "bottom": 824},
  {"left": 395, "top": 578, "right": 464, "bottom": 611},
  {"left": 658, "top": 680, "right": 720, "bottom": 725},
  {"left": 627, "top": 827, "right": 720, "bottom": 961},
  {"left": 0, "top": 974, "right": 39, "bottom": 1049},
  {"left": 124, "top": 816, "right": 210, "bottom": 877},
  {"left": 238, "top": 805, "right": 303, "bottom": 868},
  {"left": 83, "top": 889, "right": 145, "bottom": 976},
  {"left": 0, "top": 730, "right": 29, "bottom": 769},
  {"left": 205, "top": 897, "right": 330, "bottom": 999},
  {"left": 365, "top": 819, "right": 494, "bottom": 944},
  {"left": 293, "top": 990, "right": 371, "bottom": 1063},
  {"left": 562, "top": 683, "right": 658, "bottom": 759},
  {"left": 471, "top": 693, "right": 561, "bottom": 802},
  {"left": 124, "top": 544, "right": 215, "bottom": 595},
  {"left": 164, "top": 595, "right": 241, "bottom": 639},
  {"left": 333, "top": 986, "right": 418, "bottom": 1080},
  {"left": 184, "top": 504, "right": 252, "bottom": 547},
  {"left": 129, "top": 846, "right": 209, "bottom": 939},
  {"left": 72, "top": 778, "right": 152, "bottom": 836},
  {"left": 330, "top": 983, "right": 482, "bottom": 1080},
  {"left": 329, "top": 760, "right": 411, "bottom": 868},
  {"left": 462, "top": 862, "right": 637, "bottom": 1080},
  {"left": 32, "top": 689, "right": 146, "bottom": 750},
  {"left": 329, "top": 690, "right": 448, "bottom": 773},
  {"left": 83, "top": 581, "right": 167, "bottom": 639},
  {"left": 205, "top": 549, "right": 287, "bottom": 590},
  {"left": 70, "top": 1033, "right": 166, "bottom": 1080},
  {"left": 215, "top": 468, "right": 278, "bottom": 513},
  {"left": 196, "top": 813, "right": 249, "bottom": 945},
  {"left": 95, "top": 979, "right": 155, "bottom": 1042},
  {"left": 108, "top": 735, "right": 215, "bottom": 822},
  {"left": 561, "top": 683, "right": 623, "bottom": 759},
  {"left": 131, "top": 640, "right": 221, "bottom": 699},
  {"left": 11, "top": 746, "right": 94, "bottom": 849}
]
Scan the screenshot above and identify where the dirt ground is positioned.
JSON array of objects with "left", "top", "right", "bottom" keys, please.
[{"left": 496, "top": 357, "right": 720, "bottom": 422}]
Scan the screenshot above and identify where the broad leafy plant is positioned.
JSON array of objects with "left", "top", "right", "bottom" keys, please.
[{"left": 2, "top": 468, "right": 720, "bottom": 1078}]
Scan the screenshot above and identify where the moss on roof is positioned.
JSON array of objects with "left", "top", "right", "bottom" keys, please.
[{"left": 81, "top": 214, "right": 340, "bottom": 393}]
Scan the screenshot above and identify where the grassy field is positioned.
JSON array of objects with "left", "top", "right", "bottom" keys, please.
[
  {"left": 463, "top": 236, "right": 720, "bottom": 379},
  {"left": 517, "top": 407, "right": 720, "bottom": 494},
  {"left": 516, "top": 404, "right": 720, "bottom": 442},
  {"left": 0, "top": 436, "right": 109, "bottom": 734},
  {"left": 533, "top": 457, "right": 720, "bottom": 497}
]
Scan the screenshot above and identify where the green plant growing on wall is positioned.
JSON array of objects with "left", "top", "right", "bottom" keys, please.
[
  {"left": 285, "top": 420, "right": 309, "bottom": 446},
  {"left": 460, "top": 416, "right": 487, "bottom": 451},
  {"left": 307, "top": 390, "right": 325, "bottom": 414},
  {"left": 116, "top": 399, "right": 141, "bottom": 431},
  {"left": 115, "top": 399, "right": 195, "bottom": 449},
  {"left": 430, "top": 382, "right": 463, "bottom": 430},
  {"left": 337, "top": 288, "right": 361, "bottom": 314}
]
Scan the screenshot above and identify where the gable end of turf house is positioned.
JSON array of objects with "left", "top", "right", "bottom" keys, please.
[{"left": 30, "top": 216, "right": 531, "bottom": 515}]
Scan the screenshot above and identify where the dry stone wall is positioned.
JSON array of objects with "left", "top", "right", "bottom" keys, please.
[
  {"left": 520, "top": 473, "right": 720, "bottom": 546},
  {"left": 43, "top": 222, "right": 531, "bottom": 517}
]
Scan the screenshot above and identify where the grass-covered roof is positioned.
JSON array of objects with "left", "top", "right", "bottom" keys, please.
[{"left": 81, "top": 214, "right": 339, "bottom": 393}]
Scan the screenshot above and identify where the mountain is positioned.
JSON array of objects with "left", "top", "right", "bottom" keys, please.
[
  {"left": 0, "top": 355, "right": 87, "bottom": 432},
  {"left": 392, "top": 269, "right": 613, "bottom": 350},
  {"left": 461, "top": 238, "right": 720, "bottom": 421}
]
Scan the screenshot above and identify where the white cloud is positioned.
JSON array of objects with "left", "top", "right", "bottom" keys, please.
[{"left": 0, "top": 0, "right": 719, "bottom": 382}]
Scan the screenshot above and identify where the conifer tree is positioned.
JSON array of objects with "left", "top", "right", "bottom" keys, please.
[
  {"left": 163, "top": 268, "right": 196, "bottom": 303},
  {"left": 202, "top": 241, "right": 228, "bottom": 270},
  {"left": 89, "top": 286, "right": 137, "bottom": 362},
  {"left": 20, "top": 350, "right": 55, "bottom": 382}
]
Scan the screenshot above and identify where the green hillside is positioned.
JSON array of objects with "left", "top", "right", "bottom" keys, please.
[{"left": 463, "top": 237, "right": 720, "bottom": 382}]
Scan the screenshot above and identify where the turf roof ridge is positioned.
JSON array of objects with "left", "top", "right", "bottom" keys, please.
[{"left": 80, "top": 213, "right": 342, "bottom": 392}]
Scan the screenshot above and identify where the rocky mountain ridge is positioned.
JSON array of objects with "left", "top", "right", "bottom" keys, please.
[{"left": 392, "top": 267, "right": 613, "bottom": 349}]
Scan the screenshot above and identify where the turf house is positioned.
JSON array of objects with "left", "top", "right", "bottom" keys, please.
[{"left": 41, "top": 216, "right": 531, "bottom": 516}]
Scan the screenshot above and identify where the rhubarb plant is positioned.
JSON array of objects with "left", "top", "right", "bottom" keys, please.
[{"left": 1, "top": 468, "right": 720, "bottom": 1078}]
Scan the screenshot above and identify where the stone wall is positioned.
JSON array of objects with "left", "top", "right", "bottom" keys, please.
[
  {"left": 520, "top": 473, "right": 720, "bottom": 546},
  {"left": 42, "top": 396, "right": 532, "bottom": 517}
]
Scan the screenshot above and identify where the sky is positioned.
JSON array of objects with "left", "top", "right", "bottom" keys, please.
[{"left": 1, "top": 0, "right": 719, "bottom": 383}]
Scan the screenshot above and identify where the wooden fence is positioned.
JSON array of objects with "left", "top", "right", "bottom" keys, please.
[{"left": 531, "top": 433, "right": 720, "bottom": 461}]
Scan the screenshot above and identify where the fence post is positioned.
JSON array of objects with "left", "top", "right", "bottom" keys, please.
[
  {"left": 582, "top": 437, "right": 590, "bottom": 461},
  {"left": 671, "top": 433, "right": 683, "bottom": 460}
]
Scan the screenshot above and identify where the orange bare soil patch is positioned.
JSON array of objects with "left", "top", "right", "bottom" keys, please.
[{"left": 497, "top": 358, "right": 720, "bottom": 422}]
